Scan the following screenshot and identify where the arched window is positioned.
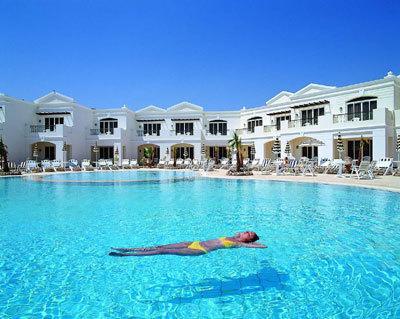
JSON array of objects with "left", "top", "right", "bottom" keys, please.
[
  {"left": 346, "top": 97, "right": 377, "bottom": 121},
  {"left": 100, "top": 118, "right": 118, "bottom": 134},
  {"left": 209, "top": 120, "right": 227, "bottom": 135},
  {"left": 247, "top": 117, "right": 263, "bottom": 133}
]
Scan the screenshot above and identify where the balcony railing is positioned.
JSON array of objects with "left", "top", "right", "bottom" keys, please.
[
  {"left": 137, "top": 130, "right": 161, "bottom": 136},
  {"left": 206, "top": 130, "right": 228, "bottom": 136},
  {"left": 30, "top": 125, "right": 56, "bottom": 133},
  {"left": 90, "top": 129, "right": 118, "bottom": 135},
  {"left": 333, "top": 112, "right": 374, "bottom": 124},
  {"left": 175, "top": 130, "right": 194, "bottom": 136},
  {"left": 263, "top": 125, "right": 276, "bottom": 133},
  {"left": 300, "top": 117, "right": 319, "bottom": 126}
]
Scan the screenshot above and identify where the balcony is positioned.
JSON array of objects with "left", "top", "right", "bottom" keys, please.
[
  {"left": 27, "top": 124, "right": 70, "bottom": 140},
  {"left": 332, "top": 108, "right": 393, "bottom": 129},
  {"left": 263, "top": 125, "right": 277, "bottom": 134},
  {"left": 205, "top": 129, "right": 232, "bottom": 139},
  {"left": 87, "top": 127, "right": 125, "bottom": 140}
]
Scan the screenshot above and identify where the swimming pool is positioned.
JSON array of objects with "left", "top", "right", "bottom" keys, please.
[{"left": 1, "top": 171, "right": 400, "bottom": 318}]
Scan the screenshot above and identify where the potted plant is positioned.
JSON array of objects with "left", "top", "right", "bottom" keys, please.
[{"left": 0, "top": 138, "right": 9, "bottom": 172}]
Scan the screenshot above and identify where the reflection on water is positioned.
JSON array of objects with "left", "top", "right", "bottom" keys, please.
[{"left": 158, "top": 261, "right": 288, "bottom": 304}]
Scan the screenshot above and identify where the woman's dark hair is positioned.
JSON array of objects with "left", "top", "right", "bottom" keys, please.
[{"left": 250, "top": 233, "right": 260, "bottom": 242}]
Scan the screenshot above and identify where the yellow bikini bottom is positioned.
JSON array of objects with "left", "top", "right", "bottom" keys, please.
[{"left": 187, "top": 241, "right": 208, "bottom": 253}]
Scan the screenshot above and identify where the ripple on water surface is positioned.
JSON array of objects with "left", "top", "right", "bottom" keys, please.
[{"left": 0, "top": 173, "right": 400, "bottom": 318}]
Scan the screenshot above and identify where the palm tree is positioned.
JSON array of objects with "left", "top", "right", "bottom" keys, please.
[
  {"left": 228, "top": 132, "right": 243, "bottom": 171},
  {"left": 143, "top": 146, "right": 154, "bottom": 166},
  {"left": 0, "top": 138, "right": 9, "bottom": 172}
]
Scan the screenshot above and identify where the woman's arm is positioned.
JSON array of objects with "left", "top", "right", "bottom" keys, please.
[{"left": 239, "top": 242, "right": 268, "bottom": 248}]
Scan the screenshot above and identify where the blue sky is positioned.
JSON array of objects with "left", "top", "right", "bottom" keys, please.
[{"left": 1, "top": 0, "right": 399, "bottom": 111}]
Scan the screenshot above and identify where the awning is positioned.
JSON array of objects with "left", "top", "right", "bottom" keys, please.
[
  {"left": 136, "top": 119, "right": 165, "bottom": 122},
  {"left": 171, "top": 118, "right": 200, "bottom": 121},
  {"left": 290, "top": 100, "right": 329, "bottom": 109},
  {"left": 266, "top": 110, "right": 291, "bottom": 116},
  {"left": 298, "top": 138, "right": 325, "bottom": 147},
  {"left": 36, "top": 111, "right": 71, "bottom": 115}
]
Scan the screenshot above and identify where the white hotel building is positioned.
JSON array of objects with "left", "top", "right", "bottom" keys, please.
[{"left": 1, "top": 72, "right": 399, "bottom": 165}]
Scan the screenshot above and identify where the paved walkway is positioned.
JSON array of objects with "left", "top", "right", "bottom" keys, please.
[{"left": 201, "top": 170, "right": 400, "bottom": 193}]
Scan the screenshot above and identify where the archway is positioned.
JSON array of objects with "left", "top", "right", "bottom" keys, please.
[
  {"left": 289, "top": 136, "right": 324, "bottom": 159},
  {"left": 263, "top": 140, "right": 275, "bottom": 159},
  {"left": 171, "top": 143, "right": 194, "bottom": 159},
  {"left": 31, "top": 142, "right": 56, "bottom": 161},
  {"left": 138, "top": 144, "right": 160, "bottom": 164}
]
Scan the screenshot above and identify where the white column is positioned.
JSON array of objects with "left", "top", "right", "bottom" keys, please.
[
  {"left": 193, "top": 143, "right": 202, "bottom": 160},
  {"left": 254, "top": 139, "right": 264, "bottom": 159},
  {"left": 373, "top": 128, "right": 387, "bottom": 159},
  {"left": 55, "top": 141, "right": 64, "bottom": 162}
]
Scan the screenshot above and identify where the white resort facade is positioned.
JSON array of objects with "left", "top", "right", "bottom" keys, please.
[{"left": 1, "top": 71, "right": 400, "bottom": 165}]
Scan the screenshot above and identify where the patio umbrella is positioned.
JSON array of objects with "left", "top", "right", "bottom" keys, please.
[
  {"left": 336, "top": 133, "right": 345, "bottom": 176},
  {"left": 250, "top": 143, "right": 256, "bottom": 158},
  {"left": 284, "top": 141, "right": 291, "bottom": 156},
  {"left": 93, "top": 142, "right": 99, "bottom": 168},
  {"left": 336, "top": 133, "right": 344, "bottom": 158},
  {"left": 298, "top": 137, "right": 325, "bottom": 147},
  {"left": 272, "top": 138, "right": 281, "bottom": 157},
  {"left": 396, "top": 134, "right": 400, "bottom": 160},
  {"left": 183, "top": 148, "right": 188, "bottom": 159},
  {"left": 33, "top": 143, "right": 39, "bottom": 159},
  {"left": 201, "top": 144, "right": 205, "bottom": 159},
  {"left": 62, "top": 141, "right": 67, "bottom": 152}
]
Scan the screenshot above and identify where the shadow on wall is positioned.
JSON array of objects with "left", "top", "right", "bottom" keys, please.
[{"left": 157, "top": 261, "right": 289, "bottom": 304}]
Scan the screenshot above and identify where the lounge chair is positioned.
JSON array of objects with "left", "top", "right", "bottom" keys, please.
[
  {"left": 374, "top": 158, "right": 393, "bottom": 176},
  {"left": 67, "top": 159, "right": 80, "bottom": 171},
  {"left": 132, "top": 159, "right": 140, "bottom": 168},
  {"left": 41, "top": 160, "right": 54, "bottom": 172},
  {"left": 283, "top": 159, "right": 299, "bottom": 175},
  {"left": 18, "top": 161, "right": 26, "bottom": 172},
  {"left": 220, "top": 158, "right": 231, "bottom": 169},
  {"left": 191, "top": 159, "right": 200, "bottom": 170},
  {"left": 249, "top": 159, "right": 260, "bottom": 170},
  {"left": 106, "top": 159, "right": 118, "bottom": 170},
  {"left": 183, "top": 158, "right": 192, "bottom": 169},
  {"left": 157, "top": 160, "right": 166, "bottom": 168},
  {"left": 26, "top": 160, "right": 38, "bottom": 172},
  {"left": 121, "top": 159, "right": 131, "bottom": 169},
  {"left": 165, "top": 159, "right": 174, "bottom": 168},
  {"left": 176, "top": 158, "right": 184, "bottom": 169},
  {"left": 51, "top": 160, "right": 63, "bottom": 171},
  {"left": 352, "top": 160, "right": 374, "bottom": 179},
  {"left": 81, "top": 159, "right": 93, "bottom": 171}
]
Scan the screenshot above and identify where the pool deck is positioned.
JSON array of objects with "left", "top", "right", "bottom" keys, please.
[{"left": 201, "top": 169, "right": 400, "bottom": 193}]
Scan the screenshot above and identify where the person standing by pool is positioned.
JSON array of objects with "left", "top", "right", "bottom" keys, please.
[{"left": 109, "top": 231, "right": 266, "bottom": 256}]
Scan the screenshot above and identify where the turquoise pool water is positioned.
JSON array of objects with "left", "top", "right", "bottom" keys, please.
[{"left": 1, "top": 171, "right": 400, "bottom": 318}]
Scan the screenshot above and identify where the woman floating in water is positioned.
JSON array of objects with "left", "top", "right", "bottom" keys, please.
[{"left": 109, "top": 231, "right": 266, "bottom": 257}]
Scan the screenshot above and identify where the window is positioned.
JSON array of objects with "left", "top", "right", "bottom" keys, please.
[
  {"left": 174, "top": 146, "right": 194, "bottom": 159},
  {"left": 209, "top": 120, "right": 227, "bottom": 135},
  {"left": 44, "top": 117, "right": 64, "bottom": 131},
  {"left": 301, "top": 108, "right": 324, "bottom": 126},
  {"left": 301, "top": 146, "right": 318, "bottom": 159},
  {"left": 346, "top": 98, "right": 377, "bottom": 121},
  {"left": 276, "top": 115, "right": 291, "bottom": 130},
  {"left": 44, "top": 146, "right": 55, "bottom": 160},
  {"left": 143, "top": 123, "right": 161, "bottom": 136},
  {"left": 175, "top": 122, "right": 194, "bottom": 135},
  {"left": 99, "top": 146, "right": 114, "bottom": 159},
  {"left": 209, "top": 146, "right": 228, "bottom": 159},
  {"left": 247, "top": 117, "right": 263, "bottom": 133},
  {"left": 347, "top": 139, "right": 373, "bottom": 160},
  {"left": 100, "top": 118, "right": 118, "bottom": 134}
]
